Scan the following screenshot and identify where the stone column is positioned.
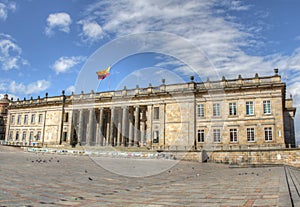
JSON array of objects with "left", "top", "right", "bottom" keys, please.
[
  {"left": 121, "top": 106, "right": 128, "bottom": 146},
  {"left": 146, "top": 105, "right": 153, "bottom": 147},
  {"left": 106, "top": 122, "right": 110, "bottom": 146},
  {"left": 78, "top": 109, "right": 84, "bottom": 145},
  {"left": 117, "top": 122, "right": 121, "bottom": 146},
  {"left": 87, "top": 108, "right": 94, "bottom": 146},
  {"left": 134, "top": 106, "right": 140, "bottom": 146},
  {"left": 98, "top": 108, "right": 104, "bottom": 146},
  {"left": 128, "top": 108, "right": 134, "bottom": 146},
  {"left": 109, "top": 107, "right": 115, "bottom": 146},
  {"left": 140, "top": 121, "right": 145, "bottom": 146},
  {"left": 95, "top": 123, "right": 100, "bottom": 145}
]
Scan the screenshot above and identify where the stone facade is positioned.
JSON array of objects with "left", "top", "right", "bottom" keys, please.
[
  {"left": 4, "top": 69, "right": 297, "bottom": 149},
  {"left": 0, "top": 94, "right": 9, "bottom": 140}
]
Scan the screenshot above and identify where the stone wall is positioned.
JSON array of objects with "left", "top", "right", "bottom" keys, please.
[{"left": 205, "top": 148, "right": 300, "bottom": 167}]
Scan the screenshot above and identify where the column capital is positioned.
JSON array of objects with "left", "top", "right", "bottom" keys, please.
[{"left": 121, "top": 105, "right": 128, "bottom": 109}]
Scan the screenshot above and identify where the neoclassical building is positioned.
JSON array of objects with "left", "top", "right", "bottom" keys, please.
[{"left": 4, "top": 69, "right": 297, "bottom": 149}]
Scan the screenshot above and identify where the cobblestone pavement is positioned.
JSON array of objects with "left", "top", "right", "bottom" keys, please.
[{"left": 0, "top": 146, "right": 295, "bottom": 206}]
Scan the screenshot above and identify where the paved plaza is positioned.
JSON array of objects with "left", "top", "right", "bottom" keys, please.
[{"left": 0, "top": 146, "right": 299, "bottom": 206}]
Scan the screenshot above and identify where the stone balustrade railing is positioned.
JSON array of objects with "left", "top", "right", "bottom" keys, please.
[{"left": 8, "top": 73, "right": 282, "bottom": 107}]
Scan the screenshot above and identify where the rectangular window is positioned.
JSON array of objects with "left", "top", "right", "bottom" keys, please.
[
  {"left": 31, "top": 114, "right": 35, "bottom": 124},
  {"left": 230, "top": 128, "right": 238, "bottom": 142},
  {"left": 229, "top": 102, "right": 237, "bottom": 116},
  {"left": 11, "top": 115, "right": 15, "bottom": 124},
  {"left": 64, "top": 112, "right": 69, "bottom": 122},
  {"left": 154, "top": 107, "right": 159, "bottom": 120},
  {"left": 22, "top": 131, "right": 26, "bottom": 141},
  {"left": 197, "top": 129, "right": 205, "bottom": 142},
  {"left": 213, "top": 103, "right": 220, "bottom": 117},
  {"left": 17, "top": 115, "right": 21, "bottom": 125},
  {"left": 38, "top": 114, "right": 43, "bottom": 124},
  {"left": 15, "top": 131, "right": 19, "bottom": 140},
  {"left": 246, "top": 101, "right": 254, "bottom": 115},
  {"left": 36, "top": 131, "right": 41, "bottom": 141},
  {"left": 213, "top": 129, "right": 221, "bottom": 142},
  {"left": 263, "top": 100, "right": 271, "bottom": 114},
  {"left": 24, "top": 115, "right": 28, "bottom": 124},
  {"left": 63, "top": 132, "right": 67, "bottom": 142},
  {"left": 247, "top": 128, "right": 255, "bottom": 142},
  {"left": 9, "top": 131, "right": 13, "bottom": 140},
  {"left": 153, "top": 130, "right": 159, "bottom": 143},
  {"left": 197, "top": 104, "right": 204, "bottom": 117},
  {"left": 264, "top": 127, "right": 272, "bottom": 141},
  {"left": 29, "top": 131, "right": 34, "bottom": 141}
]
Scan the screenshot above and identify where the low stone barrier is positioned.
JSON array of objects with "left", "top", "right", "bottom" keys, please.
[
  {"left": 23, "top": 146, "right": 300, "bottom": 167},
  {"left": 24, "top": 147, "right": 178, "bottom": 160},
  {"left": 207, "top": 148, "right": 300, "bottom": 167}
]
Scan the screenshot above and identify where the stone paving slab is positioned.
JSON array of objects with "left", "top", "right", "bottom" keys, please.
[{"left": 0, "top": 146, "right": 295, "bottom": 206}]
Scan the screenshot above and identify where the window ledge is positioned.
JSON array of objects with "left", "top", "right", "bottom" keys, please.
[{"left": 212, "top": 116, "right": 221, "bottom": 118}]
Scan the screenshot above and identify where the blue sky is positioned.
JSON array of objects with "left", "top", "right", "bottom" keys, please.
[{"left": 0, "top": 0, "right": 300, "bottom": 143}]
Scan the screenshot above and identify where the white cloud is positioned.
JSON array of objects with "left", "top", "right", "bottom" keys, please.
[
  {"left": 220, "top": 0, "right": 252, "bottom": 11},
  {"left": 9, "top": 80, "right": 51, "bottom": 96},
  {"left": 0, "top": 3, "right": 7, "bottom": 20},
  {"left": 79, "top": 21, "right": 104, "bottom": 42},
  {"left": 26, "top": 80, "right": 51, "bottom": 95},
  {"left": 52, "top": 56, "right": 86, "bottom": 74},
  {"left": 9, "top": 81, "right": 25, "bottom": 94},
  {"left": 80, "top": 1, "right": 258, "bottom": 76},
  {"left": 45, "top": 12, "right": 72, "bottom": 36},
  {"left": 66, "top": 85, "right": 75, "bottom": 94},
  {"left": 0, "top": 93, "right": 18, "bottom": 100},
  {"left": 0, "top": 33, "right": 27, "bottom": 70},
  {"left": 83, "top": 1, "right": 300, "bottom": 82},
  {"left": 0, "top": 2, "right": 16, "bottom": 21},
  {"left": 0, "top": 82, "right": 6, "bottom": 91}
]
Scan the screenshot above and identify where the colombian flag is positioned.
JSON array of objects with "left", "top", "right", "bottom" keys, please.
[{"left": 96, "top": 66, "right": 111, "bottom": 80}]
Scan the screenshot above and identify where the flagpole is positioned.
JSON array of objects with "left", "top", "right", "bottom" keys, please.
[
  {"left": 108, "top": 75, "right": 111, "bottom": 91},
  {"left": 98, "top": 79, "right": 102, "bottom": 91}
]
